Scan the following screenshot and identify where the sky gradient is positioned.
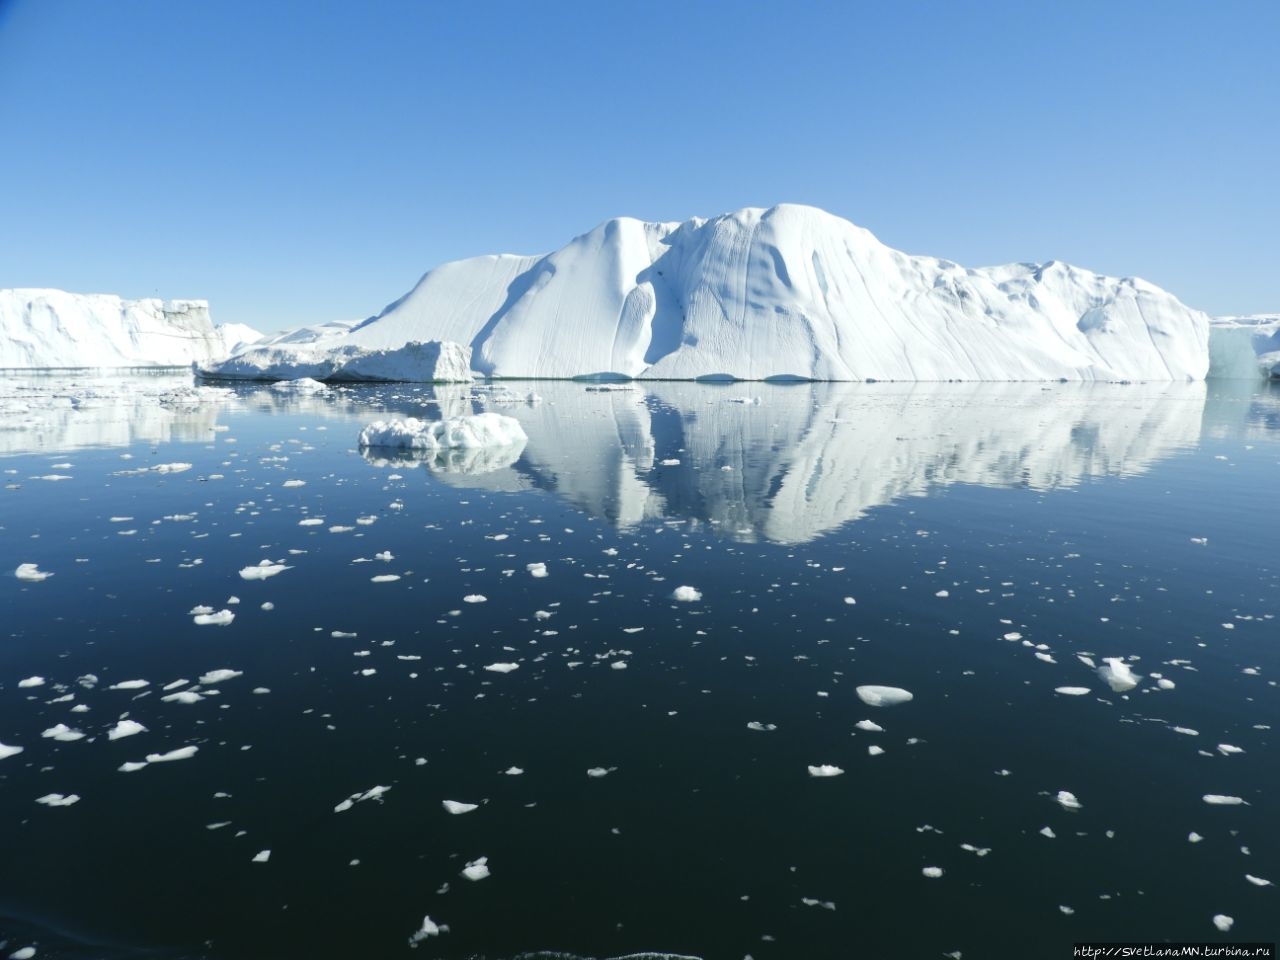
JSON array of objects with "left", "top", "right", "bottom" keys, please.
[{"left": 1, "top": 0, "right": 1276, "bottom": 332}]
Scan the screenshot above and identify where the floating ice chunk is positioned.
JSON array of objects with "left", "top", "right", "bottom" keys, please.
[
  {"left": 808, "top": 764, "right": 844, "bottom": 778},
  {"left": 408, "top": 915, "right": 445, "bottom": 944},
  {"left": 252, "top": 849, "right": 271, "bottom": 863},
  {"left": 1157, "top": 678, "right": 1176, "bottom": 690},
  {"left": 463, "top": 594, "right": 487, "bottom": 603},
  {"left": 1055, "top": 687, "right": 1091, "bottom": 696},
  {"left": 193, "top": 609, "right": 235, "bottom": 626},
  {"left": 1058, "top": 905, "right": 1075, "bottom": 915},
  {"left": 1190, "top": 537, "right": 1208, "bottom": 545},
  {"left": 526, "top": 562, "right": 548, "bottom": 578},
  {"left": 747, "top": 722, "right": 777, "bottom": 732},
  {"left": 36, "top": 793, "right": 80, "bottom": 807},
  {"left": 18, "top": 676, "right": 46, "bottom": 688},
  {"left": 282, "top": 479, "right": 306, "bottom": 487},
  {"left": 855, "top": 720, "right": 884, "bottom": 732},
  {"left": 189, "top": 605, "right": 213, "bottom": 615},
  {"left": 1172, "top": 727, "right": 1200, "bottom": 736},
  {"left": 0, "top": 742, "right": 24, "bottom": 759},
  {"left": 1098, "top": 658, "right": 1139, "bottom": 692},
  {"left": 10, "top": 946, "right": 37, "bottom": 959},
  {"left": 1212, "top": 915, "right": 1233, "bottom": 932},
  {"left": 162, "top": 690, "right": 205, "bottom": 704},
  {"left": 359, "top": 413, "right": 527, "bottom": 452},
  {"left": 504, "top": 766, "right": 524, "bottom": 775},
  {"left": 922, "top": 866, "right": 944, "bottom": 878},
  {"left": 146, "top": 745, "right": 198, "bottom": 763},
  {"left": 586, "top": 767, "right": 614, "bottom": 778},
  {"left": 856, "top": 685, "right": 914, "bottom": 707},
  {"left": 611, "top": 660, "right": 628, "bottom": 670},
  {"left": 461, "top": 856, "right": 489, "bottom": 881},
  {"left": 671, "top": 585, "right": 702, "bottom": 602},
  {"left": 298, "top": 518, "right": 324, "bottom": 526},
  {"left": 1040, "top": 826, "right": 1056, "bottom": 838},
  {"left": 935, "top": 590, "right": 949, "bottom": 598},
  {"left": 199, "top": 668, "right": 243, "bottom": 685},
  {"left": 959, "top": 843, "right": 991, "bottom": 856},
  {"left": 335, "top": 785, "right": 392, "bottom": 812},
  {"left": 118, "top": 761, "right": 148, "bottom": 772},
  {"left": 239, "top": 560, "right": 291, "bottom": 580},
  {"left": 660, "top": 458, "right": 680, "bottom": 466},
  {"left": 15, "top": 563, "right": 53, "bottom": 581},
  {"left": 153, "top": 463, "right": 191, "bottom": 473},
  {"left": 107, "top": 679, "right": 149, "bottom": 690},
  {"left": 1188, "top": 832, "right": 1203, "bottom": 843},
  {"left": 442, "top": 800, "right": 478, "bottom": 815},
  {"left": 483, "top": 662, "right": 519, "bottom": 674},
  {"left": 371, "top": 574, "right": 401, "bottom": 583},
  {"left": 1203, "top": 795, "right": 1246, "bottom": 805},
  {"left": 867, "top": 745, "right": 885, "bottom": 756},
  {"left": 107, "top": 719, "right": 147, "bottom": 740},
  {"left": 41, "top": 724, "right": 86, "bottom": 742},
  {"left": 1245, "top": 874, "right": 1272, "bottom": 886},
  {"left": 1217, "top": 744, "right": 1244, "bottom": 756},
  {"left": 1055, "top": 791, "right": 1082, "bottom": 811},
  {"left": 843, "top": 597, "right": 856, "bottom": 605}
]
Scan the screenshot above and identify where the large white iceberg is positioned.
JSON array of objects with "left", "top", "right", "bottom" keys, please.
[
  {"left": 284, "top": 204, "right": 1212, "bottom": 382},
  {"left": 201, "top": 339, "right": 472, "bottom": 383},
  {"left": 0, "top": 288, "right": 224, "bottom": 369}
]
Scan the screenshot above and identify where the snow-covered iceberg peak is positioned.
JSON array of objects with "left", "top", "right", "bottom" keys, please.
[
  {"left": 0, "top": 288, "right": 224, "bottom": 369},
  {"left": 342, "top": 204, "right": 1210, "bottom": 382}
]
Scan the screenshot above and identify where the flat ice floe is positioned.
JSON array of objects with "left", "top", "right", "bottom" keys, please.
[
  {"left": 1055, "top": 687, "right": 1092, "bottom": 696},
  {"left": 922, "top": 866, "right": 944, "bottom": 878},
  {"left": 408, "top": 915, "right": 446, "bottom": 943},
  {"left": 42, "top": 724, "right": 86, "bottom": 742},
  {"left": 671, "top": 585, "right": 702, "bottom": 601},
  {"left": 808, "top": 764, "right": 844, "bottom": 777},
  {"left": 193, "top": 609, "right": 235, "bottom": 626},
  {"left": 35, "top": 793, "right": 81, "bottom": 807},
  {"left": 18, "top": 676, "right": 46, "bottom": 688},
  {"left": 239, "top": 559, "right": 291, "bottom": 580},
  {"left": 145, "top": 745, "right": 199, "bottom": 763},
  {"left": 357, "top": 413, "right": 527, "bottom": 451},
  {"left": 15, "top": 563, "right": 53, "bottom": 581},
  {"left": 1203, "top": 794, "right": 1246, "bottom": 805},
  {"left": 0, "top": 742, "right": 26, "bottom": 759},
  {"left": 335, "top": 785, "right": 391, "bottom": 812},
  {"left": 461, "top": 856, "right": 490, "bottom": 881},
  {"left": 442, "top": 800, "right": 478, "bottom": 815},
  {"left": 107, "top": 719, "right": 147, "bottom": 740},
  {"left": 107, "top": 679, "right": 149, "bottom": 690},
  {"left": 1054, "top": 791, "right": 1082, "bottom": 810},
  {"left": 198, "top": 668, "right": 243, "bottom": 684},
  {"left": 1212, "top": 915, "right": 1233, "bottom": 932},
  {"left": 856, "top": 685, "right": 914, "bottom": 707},
  {"left": 483, "top": 662, "right": 519, "bottom": 673}
]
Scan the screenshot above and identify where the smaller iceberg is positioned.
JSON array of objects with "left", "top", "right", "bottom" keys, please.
[{"left": 358, "top": 412, "right": 527, "bottom": 452}]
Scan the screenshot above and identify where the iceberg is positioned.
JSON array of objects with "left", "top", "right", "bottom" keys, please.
[
  {"left": 200, "top": 339, "right": 472, "bottom": 383},
  {"left": 265, "top": 204, "right": 1212, "bottom": 382},
  {"left": 358, "top": 412, "right": 527, "bottom": 452},
  {"left": 1209, "top": 315, "right": 1280, "bottom": 380},
  {"left": 0, "top": 288, "right": 224, "bottom": 369}
]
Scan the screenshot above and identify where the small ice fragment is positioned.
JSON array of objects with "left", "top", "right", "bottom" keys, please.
[
  {"left": 18, "top": 676, "right": 46, "bottom": 688},
  {"left": 370, "top": 574, "right": 400, "bottom": 583},
  {"left": 483, "top": 662, "right": 519, "bottom": 674},
  {"left": 463, "top": 594, "right": 487, "bottom": 603},
  {"left": 1245, "top": 874, "right": 1271, "bottom": 886},
  {"left": 162, "top": 690, "right": 205, "bottom": 704},
  {"left": 1172, "top": 726, "right": 1199, "bottom": 736},
  {"left": 1157, "top": 678, "right": 1176, "bottom": 690},
  {"left": 15, "top": 563, "right": 53, "bottom": 581},
  {"left": 118, "top": 761, "right": 148, "bottom": 772},
  {"left": 1055, "top": 791, "right": 1082, "bottom": 811},
  {"left": 193, "top": 609, "right": 235, "bottom": 626},
  {"left": 526, "top": 562, "right": 548, "bottom": 578},
  {"left": 746, "top": 722, "right": 777, "bottom": 732},
  {"left": 282, "top": 479, "right": 306, "bottom": 487},
  {"left": 586, "top": 767, "right": 612, "bottom": 778},
  {"left": 107, "top": 719, "right": 147, "bottom": 740},
  {"left": 1203, "top": 795, "right": 1246, "bottom": 805},
  {"left": 504, "top": 766, "right": 524, "bottom": 775},
  {"left": 1040, "top": 826, "right": 1056, "bottom": 838},
  {"left": 1059, "top": 905, "right": 1075, "bottom": 915},
  {"left": 199, "top": 668, "right": 243, "bottom": 685},
  {"left": 408, "top": 915, "right": 443, "bottom": 944},
  {"left": 671, "top": 585, "right": 702, "bottom": 602},
  {"left": 807, "top": 765, "right": 844, "bottom": 778},
  {"left": 660, "top": 458, "right": 680, "bottom": 466},
  {"left": 145, "top": 745, "right": 198, "bottom": 763},
  {"left": 922, "top": 866, "right": 943, "bottom": 878},
  {"left": 856, "top": 685, "right": 913, "bottom": 707},
  {"left": 1190, "top": 537, "right": 1207, "bottom": 545},
  {"left": 41, "top": 724, "right": 86, "bottom": 742},
  {"left": 867, "top": 745, "right": 885, "bottom": 756},
  {"left": 252, "top": 849, "right": 271, "bottom": 863},
  {"left": 1212, "top": 914, "right": 1233, "bottom": 932},
  {"left": 935, "top": 590, "right": 949, "bottom": 598},
  {"left": 107, "top": 679, "right": 149, "bottom": 690},
  {"left": 461, "top": 856, "right": 489, "bottom": 881},
  {"left": 10, "top": 947, "right": 37, "bottom": 959},
  {"left": 1188, "top": 832, "right": 1203, "bottom": 843},
  {"left": 298, "top": 518, "right": 324, "bottom": 526},
  {"left": 442, "top": 800, "right": 478, "bottom": 815},
  {"left": 1055, "top": 686, "right": 1091, "bottom": 696},
  {"left": 239, "top": 560, "right": 291, "bottom": 580},
  {"left": 855, "top": 720, "right": 884, "bottom": 732},
  {"left": 1097, "top": 658, "right": 1138, "bottom": 692},
  {"left": 0, "top": 742, "right": 24, "bottom": 760},
  {"left": 36, "top": 793, "right": 80, "bottom": 806},
  {"left": 1216, "top": 744, "right": 1244, "bottom": 756},
  {"left": 611, "top": 660, "right": 628, "bottom": 670}
]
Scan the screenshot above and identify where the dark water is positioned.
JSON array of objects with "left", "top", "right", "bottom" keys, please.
[{"left": 1, "top": 376, "right": 1277, "bottom": 959}]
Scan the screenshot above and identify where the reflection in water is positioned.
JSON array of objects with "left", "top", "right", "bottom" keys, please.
[{"left": 439, "top": 381, "right": 1213, "bottom": 543}]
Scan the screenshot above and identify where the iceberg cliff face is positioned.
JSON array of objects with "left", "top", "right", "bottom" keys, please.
[
  {"left": 1210, "top": 316, "right": 1280, "bottom": 380},
  {"left": 0, "top": 289, "right": 224, "bottom": 369},
  {"left": 341, "top": 204, "right": 1209, "bottom": 382}
]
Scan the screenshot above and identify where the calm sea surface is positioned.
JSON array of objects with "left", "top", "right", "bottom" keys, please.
[{"left": 1, "top": 375, "right": 1277, "bottom": 959}]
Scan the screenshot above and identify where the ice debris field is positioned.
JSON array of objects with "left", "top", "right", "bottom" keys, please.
[{"left": 0, "top": 374, "right": 1277, "bottom": 959}]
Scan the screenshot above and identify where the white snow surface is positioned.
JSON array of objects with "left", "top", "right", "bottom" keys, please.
[
  {"left": 358, "top": 413, "right": 527, "bottom": 452},
  {"left": 1, "top": 288, "right": 225, "bottom": 368},
  {"left": 266, "top": 204, "right": 1212, "bottom": 381}
]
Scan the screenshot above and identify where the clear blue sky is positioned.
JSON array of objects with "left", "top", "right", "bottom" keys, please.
[{"left": 1, "top": 0, "right": 1276, "bottom": 331}]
